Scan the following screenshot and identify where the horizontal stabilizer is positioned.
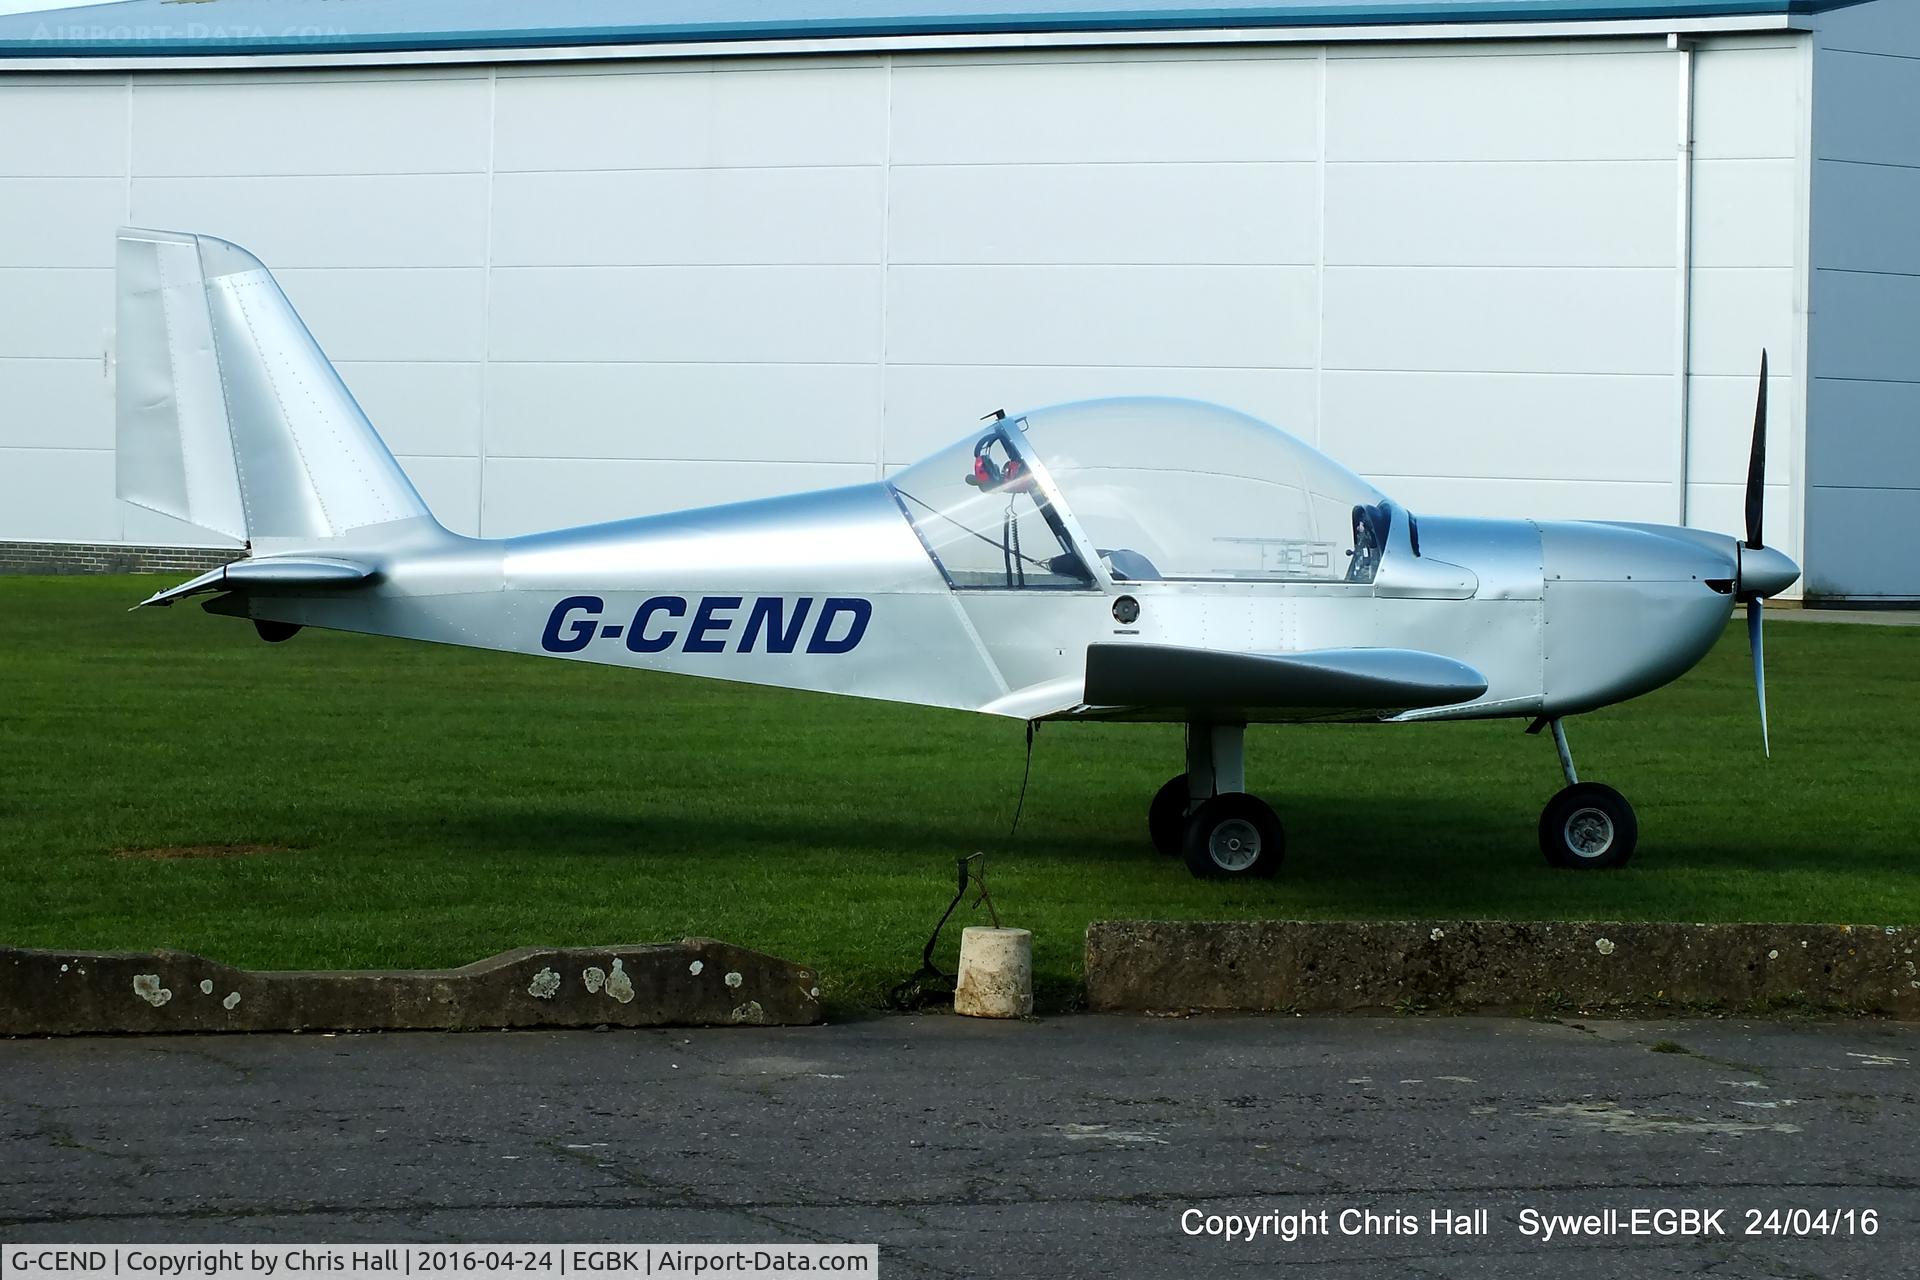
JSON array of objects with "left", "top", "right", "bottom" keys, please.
[
  {"left": 135, "top": 556, "right": 378, "bottom": 609},
  {"left": 1084, "top": 643, "right": 1488, "bottom": 718}
]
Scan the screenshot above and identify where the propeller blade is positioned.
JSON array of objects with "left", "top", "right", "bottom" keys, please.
[
  {"left": 1745, "top": 350, "right": 1768, "bottom": 550},
  {"left": 1748, "top": 597, "right": 1770, "bottom": 758}
]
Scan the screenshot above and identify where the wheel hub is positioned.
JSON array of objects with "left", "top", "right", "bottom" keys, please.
[
  {"left": 1564, "top": 807, "right": 1615, "bottom": 858},
  {"left": 1209, "top": 818, "right": 1262, "bottom": 872}
]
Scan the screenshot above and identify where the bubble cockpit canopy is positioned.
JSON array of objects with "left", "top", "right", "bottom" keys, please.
[{"left": 888, "top": 398, "right": 1392, "bottom": 590}]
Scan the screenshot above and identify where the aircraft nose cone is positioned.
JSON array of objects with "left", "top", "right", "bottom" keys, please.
[{"left": 1739, "top": 544, "right": 1800, "bottom": 600}]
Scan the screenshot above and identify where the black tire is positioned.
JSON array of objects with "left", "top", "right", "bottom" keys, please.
[
  {"left": 1148, "top": 776, "right": 1189, "bottom": 856},
  {"left": 1182, "top": 793, "right": 1284, "bottom": 880},
  {"left": 1539, "top": 783, "right": 1638, "bottom": 870}
]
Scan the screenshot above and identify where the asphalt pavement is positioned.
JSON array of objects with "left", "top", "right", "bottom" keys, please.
[{"left": 3, "top": 1016, "right": 1917, "bottom": 1277}]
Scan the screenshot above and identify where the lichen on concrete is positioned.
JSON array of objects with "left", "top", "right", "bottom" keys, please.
[
  {"left": 131, "top": 974, "right": 171, "bottom": 1008},
  {"left": 604, "top": 959, "right": 636, "bottom": 1004},
  {"left": 2, "top": 941, "right": 823, "bottom": 1035}
]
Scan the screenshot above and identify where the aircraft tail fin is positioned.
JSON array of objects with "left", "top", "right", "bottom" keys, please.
[{"left": 115, "top": 227, "right": 435, "bottom": 548}]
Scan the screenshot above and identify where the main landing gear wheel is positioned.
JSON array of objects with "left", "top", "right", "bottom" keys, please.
[
  {"left": 1539, "top": 782, "right": 1638, "bottom": 870},
  {"left": 1183, "top": 793, "right": 1285, "bottom": 880},
  {"left": 1148, "top": 775, "right": 1189, "bottom": 856}
]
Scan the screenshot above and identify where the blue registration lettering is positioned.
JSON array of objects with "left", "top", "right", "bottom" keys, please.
[
  {"left": 541, "top": 596, "right": 603, "bottom": 653},
  {"left": 740, "top": 597, "right": 814, "bottom": 653},
  {"left": 625, "top": 596, "right": 686, "bottom": 654},
  {"left": 807, "top": 597, "right": 872, "bottom": 654},
  {"left": 684, "top": 596, "right": 742, "bottom": 654},
  {"left": 544, "top": 594, "right": 867, "bottom": 655}
]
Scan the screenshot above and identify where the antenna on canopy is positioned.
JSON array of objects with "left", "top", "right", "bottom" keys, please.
[{"left": 981, "top": 408, "right": 1006, "bottom": 422}]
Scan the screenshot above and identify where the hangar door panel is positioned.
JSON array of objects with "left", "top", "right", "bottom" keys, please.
[
  {"left": 1321, "top": 48, "right": 1683, "bottom": 529},
  {"left": 882, "top": 53, "right": 1324, "bottom": 475}
]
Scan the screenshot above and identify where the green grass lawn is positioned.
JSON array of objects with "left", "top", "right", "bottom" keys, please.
[{"left": 2, "top": 574, "right": 1917, "bottom": 1011}]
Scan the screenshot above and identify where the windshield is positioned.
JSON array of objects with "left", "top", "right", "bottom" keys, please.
[
  {"left": 1015, "top": 398, "right": 1389, "bottom": 583},
  {"left": 887, "top": 421, "right": 1094, "bottom": 590}
]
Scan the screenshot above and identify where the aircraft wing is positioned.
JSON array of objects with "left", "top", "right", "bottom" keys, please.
[{"left": 1080, "top": 643, "right": 1488, "bottom": 721}]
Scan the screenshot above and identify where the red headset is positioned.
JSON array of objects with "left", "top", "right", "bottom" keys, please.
[{"left": 968, "top": 435, "right": 1031, "bottom": 492}]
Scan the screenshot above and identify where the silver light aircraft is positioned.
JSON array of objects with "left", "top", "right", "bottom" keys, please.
[{"left": 118, "top": 228, "right": 1799, "bottom": 879}]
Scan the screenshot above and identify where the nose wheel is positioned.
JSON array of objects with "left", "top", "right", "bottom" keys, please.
[
  {"left": 1534, "top": 718, "right": 1638, "bottom": 869},
  {"left": 1146, "top": 724, "right": 1287, "bottom": 879},
  {"left": 1541, "top": 782, "right": 1637, "bottom": 869}
]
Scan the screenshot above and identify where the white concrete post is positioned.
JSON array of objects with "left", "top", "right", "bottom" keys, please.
[{"left": 953, "top": 927, "right": 1033, "bottom": 1018}]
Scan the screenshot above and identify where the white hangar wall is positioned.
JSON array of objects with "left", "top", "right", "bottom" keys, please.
[{"left": 0, "top": 32, "right": 1807, "bottom": 587}]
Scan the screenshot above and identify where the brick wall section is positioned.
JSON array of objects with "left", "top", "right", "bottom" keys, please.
[{"left": 0, "top": 541, "right": 242, "bottom": 575}]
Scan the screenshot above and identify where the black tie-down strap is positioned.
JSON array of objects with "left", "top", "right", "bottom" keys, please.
[{"left": 887, "top": 853, "right": 1001, "bottom": 1010}]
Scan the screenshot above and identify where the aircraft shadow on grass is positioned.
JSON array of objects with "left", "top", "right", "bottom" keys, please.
[{"left": 381, "top": 789, "right": 1879, "bottom": 888}]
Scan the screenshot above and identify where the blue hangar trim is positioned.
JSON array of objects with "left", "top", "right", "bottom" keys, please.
[
  {"left": 541, "top": 595, "right": 874, "bottom": 656},
  {"left": 0, "top": 0, "right": 1870, "bottom": 59}
]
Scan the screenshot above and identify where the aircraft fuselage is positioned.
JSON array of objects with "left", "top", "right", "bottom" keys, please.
[{"left": 218, "top": 481, "right": 1747, "bottom": 727}]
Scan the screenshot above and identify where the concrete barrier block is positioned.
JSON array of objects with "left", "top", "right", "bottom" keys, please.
[
  {"left": 0, "top": 940, "right": 823, "bottom": 1035},
  {"left": 1085, "top": 920, "right": 1920, "bottom": 1018}
]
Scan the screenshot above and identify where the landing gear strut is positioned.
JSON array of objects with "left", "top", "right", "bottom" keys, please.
[
  {"left": 1145, "top": 723, "right": 1284, "bottom": 879},
  {"left": 1535, "top": 718, "right": 1637, "bottom": 870}
]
